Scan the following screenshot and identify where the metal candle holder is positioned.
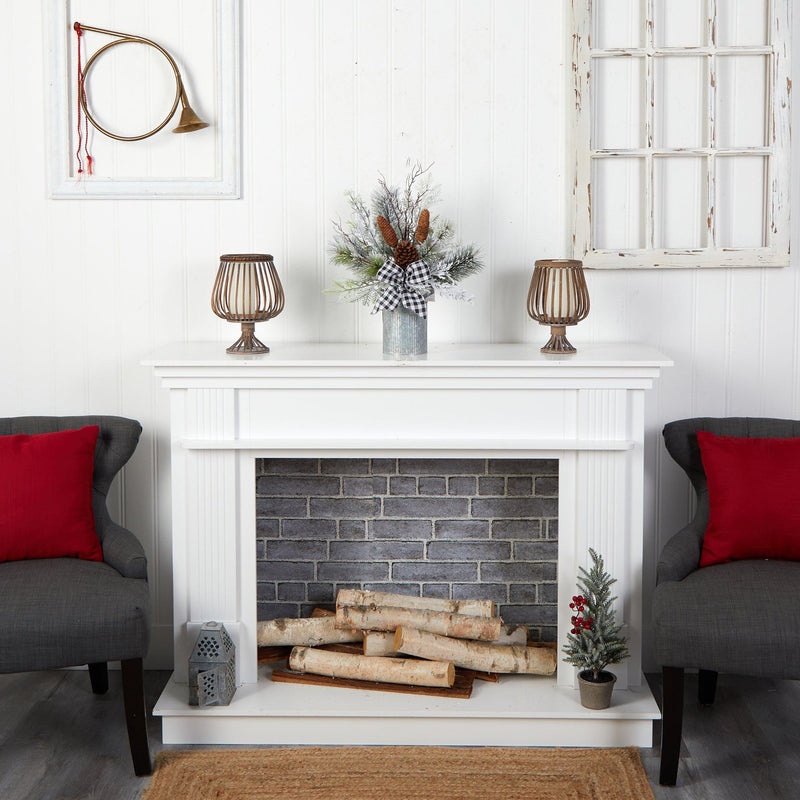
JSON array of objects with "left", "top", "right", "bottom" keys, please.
[
  {"left": 188, "top": 621, "right": 236, "bottom": 707},
  {"left": 211, "top": 254, "right": 285, "bottom": 354},
  {"left": 526, "top": 259, "right": 590, "bottom": 354}
]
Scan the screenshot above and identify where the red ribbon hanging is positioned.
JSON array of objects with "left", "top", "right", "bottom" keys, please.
[{"left": 74, "top": 23, "right": 93, "bottom": 176}]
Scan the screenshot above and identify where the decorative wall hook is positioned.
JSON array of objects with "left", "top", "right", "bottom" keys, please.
[{"left": 73, "top": 22, "right": 208, "bottom": 144}]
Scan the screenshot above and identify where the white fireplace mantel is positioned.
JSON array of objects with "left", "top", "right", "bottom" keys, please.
[{"left": 146, "top": 341, "right": 671, "bottom": 746}]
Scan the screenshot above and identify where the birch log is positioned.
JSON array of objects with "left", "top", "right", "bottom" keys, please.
[
  {"left": 365, "top": 625, "right": 525, "bottom": 655},
  {"left": 336, "top": 604, "right": 503, "bottom": 642},
  {"left": 289, "top": 646, "right": 455, "bottom": 687},
  {"left": 393, "top": 627, "right": 557, "bottom": 675},
  {"left": 363, "top": 631, "right": 398, "bottom": 657},
  {"left": 336, "top": 588, "right": 494, "bottom": 618},
  {"left": 497, "top": 625, "right": 529, "bottom": 646},
  {"left": 257, "top": 616, "right": 362, "bottom": 647}
]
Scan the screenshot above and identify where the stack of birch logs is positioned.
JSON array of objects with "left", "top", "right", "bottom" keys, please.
[{"left": 257, "top": 589, "right": 556, "bottom": 690}]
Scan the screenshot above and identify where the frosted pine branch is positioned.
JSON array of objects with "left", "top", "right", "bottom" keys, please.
[{"left": 327, "top": 162, "right": 482, "bottom": 307}]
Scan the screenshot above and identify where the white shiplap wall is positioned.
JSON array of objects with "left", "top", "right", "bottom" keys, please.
[{"left": 0, "top": 0, "right": 796, "bottom": 669}]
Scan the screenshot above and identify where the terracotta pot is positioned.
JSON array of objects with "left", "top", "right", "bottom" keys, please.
[{"left": 577, "top": 669, "right": 617, "bottom": 709}]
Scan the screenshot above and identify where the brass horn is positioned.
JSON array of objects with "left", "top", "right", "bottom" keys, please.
[
  {"left": 75, "top": 22, "right": 209, "bottom": 142},
  {"left": 173, "top": 96, "right": 208, "bottom": 134}
]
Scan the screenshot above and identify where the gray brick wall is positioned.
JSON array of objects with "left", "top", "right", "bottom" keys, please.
[{"left": 254, "top": 458, "right": 559, "bottom": 641}]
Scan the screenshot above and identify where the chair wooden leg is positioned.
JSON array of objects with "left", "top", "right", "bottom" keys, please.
[
  {"left": 120, "top": 658, "right": 152, "bottom": 776},
  {"left": 88, "top": 662, "right": 109, "bottom": 695},
  {"left": 698, "top": 669, "right": 718, "bottom": 706},
  {"left": 659, "top": 666, "right": 684, "bottom": 786}
]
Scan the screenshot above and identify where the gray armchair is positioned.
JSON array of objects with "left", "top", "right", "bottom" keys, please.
[
  {"left": 0, "top": 416, "right": 151, "bottom": 776},
  {"left": 653, "top": 417, "right": 800, "bottom": 785}
]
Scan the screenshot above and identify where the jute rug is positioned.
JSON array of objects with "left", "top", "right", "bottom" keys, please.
[{"left": 142, "top": 746, "right": 655, "bottom": 800}]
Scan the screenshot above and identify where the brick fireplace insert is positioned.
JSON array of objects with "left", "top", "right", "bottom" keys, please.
[
  {"left": 254, "top": 456, "right": 560, "bottom": 640},
  {"left": 146, "top": 342, "right": 670, "bottom": 746}
]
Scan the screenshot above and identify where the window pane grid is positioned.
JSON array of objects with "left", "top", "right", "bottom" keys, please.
[
  {"left": 590, "top": 46, "right": 773, "bottom": 57},
  {"left": 707, "top": 0, "right": 718, "bottom": 248},
  {"left": 644, "top": 0, "right": 654, "bottom": 250},
  {"left": 583, "top": 0, "right": 782, "bottom": 261},
  {"left": 592, "top": 148, "right": 771, "bottom": 156}
]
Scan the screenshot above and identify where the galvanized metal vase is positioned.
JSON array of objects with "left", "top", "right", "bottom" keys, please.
[{"left": 382, "top": 306, "right": 427, "bottom": 358}]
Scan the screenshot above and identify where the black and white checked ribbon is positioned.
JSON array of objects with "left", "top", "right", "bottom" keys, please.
[{"left": 371, "top": 259, "right": 432, "bottom": 318}]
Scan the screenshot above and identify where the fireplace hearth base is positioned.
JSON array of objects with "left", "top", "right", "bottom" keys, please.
[{"left": 155, "top": 665, "right": 658, "bottom": 746}]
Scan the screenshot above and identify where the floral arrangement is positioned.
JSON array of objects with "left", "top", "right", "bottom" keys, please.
[
  {"left": 328, "top": 162, "right": 483, "bottom": 312},
  {"left": 562, "top": 548, "right": 629, "bottom": 682}
]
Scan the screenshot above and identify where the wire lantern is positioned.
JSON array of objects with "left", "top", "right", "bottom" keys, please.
[
  {"left": 211, "top": 254, "right": 285, "bottom": 354},
  {"left": 526, "top": 259, "right": 590, "bottom": 354}
]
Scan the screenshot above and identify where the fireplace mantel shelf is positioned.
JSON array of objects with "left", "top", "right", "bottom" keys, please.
[
  {"left": 146, "top": 340, "right": 670, "bottom": 747},
  {"left": 181, "top": 437, "right": 635, "bottom": 451},
  {"left": 145, "top": 341, "right": 672, "bottom": 369}
]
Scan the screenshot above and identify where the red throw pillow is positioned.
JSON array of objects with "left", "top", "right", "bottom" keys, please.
[
  {"left": 0, "top": 425, "right": 102, "bottom": 563},
  {"left": 697, "top": 430, "right": 800, "bottom": 567}
]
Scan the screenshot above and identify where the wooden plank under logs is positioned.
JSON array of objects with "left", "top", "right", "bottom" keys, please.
[
  {"left": 270, "top": 667, "right": 475, "bottom": 699},
  {"left": 257, "top": 645, "right": 292, "bottom": 663},
  {"left": 470, "top": 670, "right": 500, "bottom": 683}
]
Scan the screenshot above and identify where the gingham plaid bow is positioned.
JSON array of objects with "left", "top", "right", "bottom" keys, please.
[{"left": 371, "top": 259, "right": 432, "bottom": 318}]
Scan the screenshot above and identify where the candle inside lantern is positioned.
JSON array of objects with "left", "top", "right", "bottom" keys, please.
[
  {"left": 229, "top": 262, "right": 259, "bottom": 317},
  {"left": 543, "top": 266, "right": 576, "bottom": 321}
]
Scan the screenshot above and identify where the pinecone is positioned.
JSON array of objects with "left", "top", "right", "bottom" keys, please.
[
  {"left": 395, "top": 240, "right": 420, "bottom": 268},
  {"left": 376, "top": 215, "right": 398, "bottom": 248},
  {"left": 415, "top": 209, "right": 430, "bottom": 243}
]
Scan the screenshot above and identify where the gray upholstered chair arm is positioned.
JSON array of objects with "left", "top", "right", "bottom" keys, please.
[
  {"left": 101, "top": 521, "right": 148, "bottom": 580},
  {"left": 656, "top": 519, "right": 704, "bottom": 584}
]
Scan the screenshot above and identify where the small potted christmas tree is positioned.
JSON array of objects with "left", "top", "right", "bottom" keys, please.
[{"left": 562, "top": 548, "right": 629, "bottom": 709}]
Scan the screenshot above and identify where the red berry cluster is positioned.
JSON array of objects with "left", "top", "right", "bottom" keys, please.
[{"left": 569, "top": 595, "right": 593, "bottom": 635}]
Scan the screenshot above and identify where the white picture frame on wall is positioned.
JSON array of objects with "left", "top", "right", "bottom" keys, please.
[{"left": 44, "top": 0, "right": 240, "bottom": 199}]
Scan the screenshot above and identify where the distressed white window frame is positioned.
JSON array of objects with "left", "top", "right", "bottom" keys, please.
[
  {"left": 571, "top": 0, "right": 791, "bottom": 268},
  {"left": 44, "top": 0, "right": 240, "bottom": 200}
]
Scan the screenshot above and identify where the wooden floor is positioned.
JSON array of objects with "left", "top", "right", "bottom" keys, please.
[{"left": 0, "top": 670, "right": 797, "bottom": 799}]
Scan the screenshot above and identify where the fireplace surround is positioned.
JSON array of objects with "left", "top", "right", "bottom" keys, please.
[{"left": 147, "top": 342, "right": 670, "bottom": 746}]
